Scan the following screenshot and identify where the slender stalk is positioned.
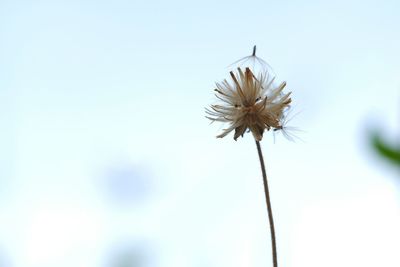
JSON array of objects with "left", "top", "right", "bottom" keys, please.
[{"left": 255, "top": 140, "right": 278, "bottom": 267}]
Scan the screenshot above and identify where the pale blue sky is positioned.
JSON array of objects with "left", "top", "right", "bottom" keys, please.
[{"left": 0, "top": 0, "right": 399, "bottom": 267}]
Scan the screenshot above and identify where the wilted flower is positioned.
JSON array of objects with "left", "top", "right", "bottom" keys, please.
[
  {"left": 206, "top": 67, "right": 292, "bottom": 141},
  {"left": 206, "top": 47, "right": 296, "bottom": 267}
]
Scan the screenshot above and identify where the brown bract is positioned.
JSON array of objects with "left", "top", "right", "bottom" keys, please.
[{"left": 206, "top": 67, "right": 292, "bottom": 141}]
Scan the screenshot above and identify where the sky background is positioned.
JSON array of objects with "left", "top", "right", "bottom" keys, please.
[{"left": 0, "top": 0, "right": 399, "bottom": 267}]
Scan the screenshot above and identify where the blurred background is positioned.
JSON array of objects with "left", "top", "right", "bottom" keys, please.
[{"left": 0, "top": 0, "right": 399, "bottom": 266}]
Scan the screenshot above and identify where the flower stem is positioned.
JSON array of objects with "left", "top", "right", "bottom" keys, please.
[{"left": 255, "top": 140, "right": 278, "bottom": 267}]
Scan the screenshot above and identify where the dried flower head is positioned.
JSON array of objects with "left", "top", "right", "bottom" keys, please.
[{"left": 206, "top": 67, "right": 292, "bottom": 141}]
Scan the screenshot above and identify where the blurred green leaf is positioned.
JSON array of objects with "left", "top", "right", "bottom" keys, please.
[{"left": 371, "top": 133, "right": 400, "bottom": 167}]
